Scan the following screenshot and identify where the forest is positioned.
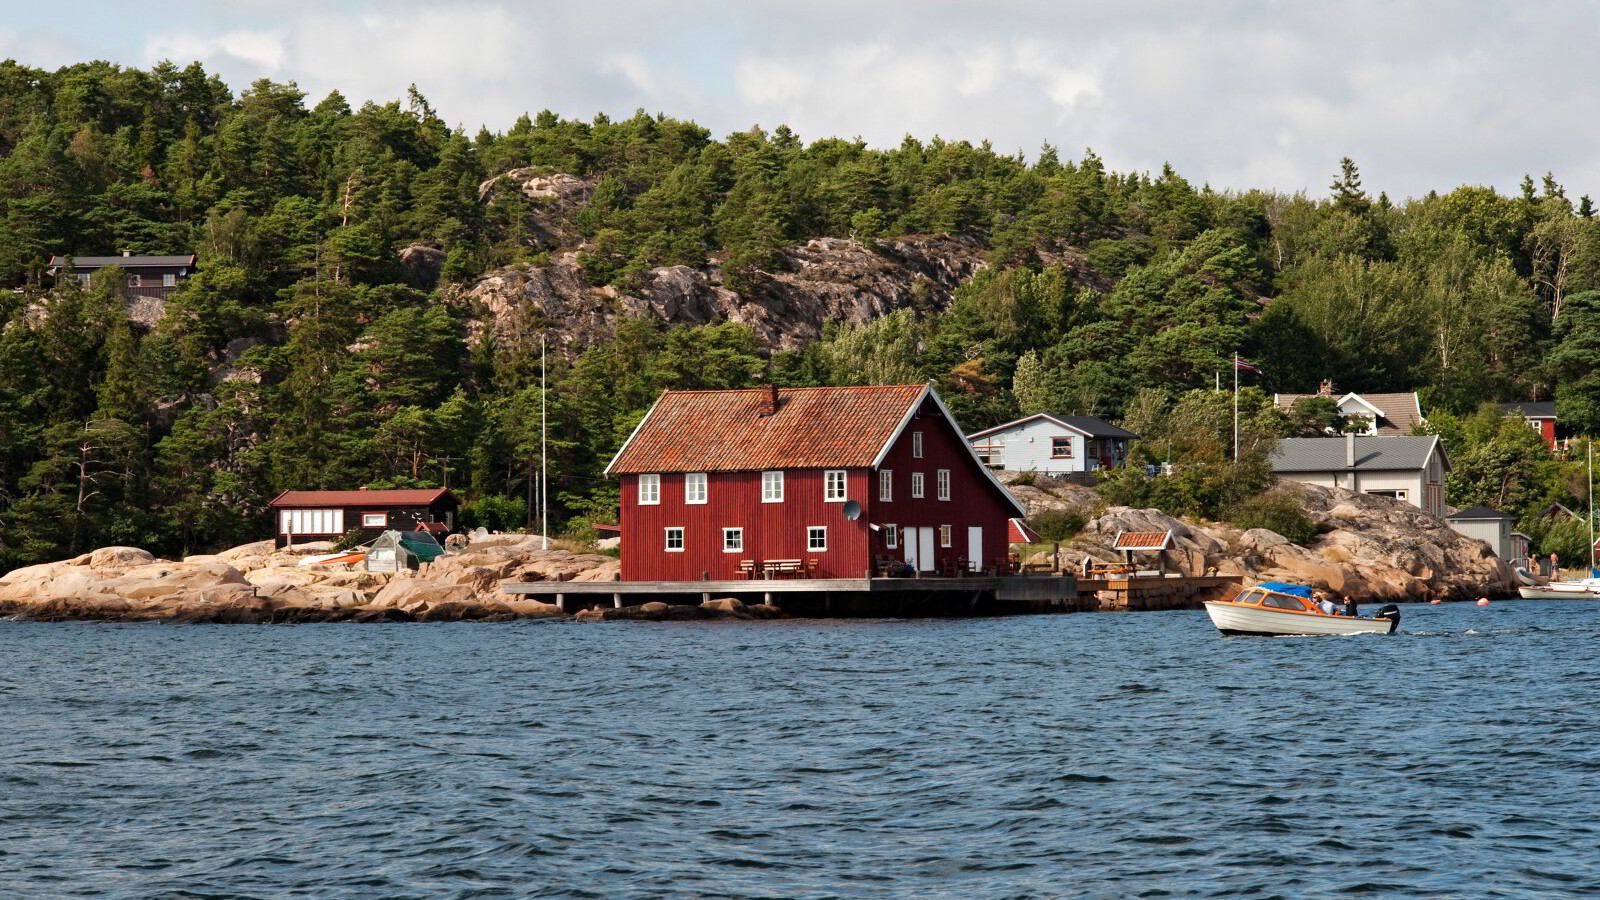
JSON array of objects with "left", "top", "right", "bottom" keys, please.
[{"left": 3, "top": 58, "right": 1600, "bottom": 569}]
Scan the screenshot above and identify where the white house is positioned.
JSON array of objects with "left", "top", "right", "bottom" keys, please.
[
  {"left": 968, "top": 414, "right": 1138, "bottom": 476},
  {"left": 1270, "top": 434, "right": 1450, "bottom": 517},
  {"left": 1446, "top": 505, "right": 1528, "bottom": 561},
  {"left": 1274, "top": 384, "right": 1425, "bottom": 435}
]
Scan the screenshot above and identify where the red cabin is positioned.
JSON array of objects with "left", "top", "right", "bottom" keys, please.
[{"left": 605, "top": 384, "right": 1027, "bottom": 581}]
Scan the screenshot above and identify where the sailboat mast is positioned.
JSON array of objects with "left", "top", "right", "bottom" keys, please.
[{"left": 541, "top": 332, "right": 549, "bottom": 552}]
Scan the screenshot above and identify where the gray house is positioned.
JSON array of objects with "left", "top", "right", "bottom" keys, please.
[
  {"left": 1446, "top": 505, "right": 1529, "bottom": 561},
  {"left": 968, "top": 413, "right": 1138, "bottom": 476},
  {"left": 1270, "top": 434, "right": 1450, "bottom": 517}
]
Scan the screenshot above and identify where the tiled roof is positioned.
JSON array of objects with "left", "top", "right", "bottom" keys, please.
[
  {"left": 1114, "top": 531, "right": 1173, "bottom": 550},
  {"left": 269, "top": 488, "right": 453, "bottom": 507},
  {"left": 1270, "top": 436, "right": 1446, "bottom": 473},
  {"left": 1008, "top": 518, "right": 1042, "bottom": 543},
  {"left": 607, "top": 385, "right": 928, "bottom": 474},
  {"left": 1274, "top": 392, "right": 1424, "bottom": 435},
  {"left": 47, "top": 254, "right": 196, "bottom": 270},
  {"left": 968, "top": 413, "right": 1139, "bottom": 440}
]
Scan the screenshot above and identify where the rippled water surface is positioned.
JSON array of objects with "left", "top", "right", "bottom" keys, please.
[{"left": 4, "top": 601, "right": 1600, "bottom": 897}]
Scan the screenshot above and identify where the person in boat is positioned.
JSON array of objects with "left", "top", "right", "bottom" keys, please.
[
  {"left": 1316, "top": 593, "right": 1339, "bottom": 616},
  {"left": 1343, "top": 595, "right": 1358, "bottom": 617}
]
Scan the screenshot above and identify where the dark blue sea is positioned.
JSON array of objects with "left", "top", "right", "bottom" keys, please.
[{"left": 3, "top": 600, "right": 1598, "bottom": 898}]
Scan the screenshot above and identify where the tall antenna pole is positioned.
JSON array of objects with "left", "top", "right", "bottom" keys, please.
[
  {"left": 1232, "top": 352, "right": 1239, "bottom": 460},
  {"left": 541, "top": 332, "right": 549, "bottom": 551},
  {"left": 1589, "top": 440, "right": 1594, "bottom": 575}
]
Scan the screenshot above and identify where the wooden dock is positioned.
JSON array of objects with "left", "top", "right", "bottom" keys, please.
[{"left": 502, "top": 574, "right": 1082, "bottom": 617}]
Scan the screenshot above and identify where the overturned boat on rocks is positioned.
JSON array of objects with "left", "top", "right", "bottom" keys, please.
[{"left": 1204, "top": 582, "right": 1400, "bottom": 636}]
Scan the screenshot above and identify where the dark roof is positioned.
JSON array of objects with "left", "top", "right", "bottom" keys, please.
[
  {"left": 1270, "top": 436, "right": 1448, "bottom": 473},
  {"left": 269, "top": 488, "right": 455, "bottom": 508},
  {"left": 1498, "top": 401, "right": 1556, "bottom": 418},
  {"left": 607, "top": 385, "right": 928, "bottom": 474},
  {"left": 967, "top": 413, "right": 1139, "bottom": 440},
  {"left": 1448, "top": 505, "right": 1512, "bottom": 521},
  {"left": 47, "top": 254, "right": 196, "bottom": 271}
]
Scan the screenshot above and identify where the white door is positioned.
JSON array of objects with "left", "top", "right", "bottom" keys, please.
[
  {"left": 967, "top": 527, "right": 983, "bottom": 572},
  {"left": 904, "top": 527, "right": 919, "bottom": 571},
  {"left": 918, "top": 528, "right": 936, "bottom": 572}
]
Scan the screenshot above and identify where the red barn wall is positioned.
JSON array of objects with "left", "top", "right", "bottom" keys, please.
[
  {"left": 621, "top": 469, "right": 872, "bottom": 580},
  {"left": 866, "top": 398, "right": 1018, "bottom": 573}
]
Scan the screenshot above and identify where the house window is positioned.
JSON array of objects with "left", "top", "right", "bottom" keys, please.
[
  {"left": 665, "top": 527, "right": 685, "bottom": 552},
  {"left": 685, "top": 472, "right": 707, "bottom": 504},
  {"left": 1366, "top": 489, "right": 1409, "bottom": 502},
  {"left": 940, "top": 525, "right": 952, "bottom": 548},
  {"left": 808, "top": 526, "right": 827, "bottom": 552},
  {"left": 127, "top": 275, "right": 142, "bottom": 288},
  {"left": 638, "top": 474, "right": 660, "bottom": 505},
  {"left": 361, "top": 512, "right": 387, "bottom": 528},
  {"left": 937, "top": 469, "right": 950, "bottom": 501},
  {"left": 879, "top": 469, "right": 892, "bottom": 502},
  {"left": 762, "top": 470, "right": 784, "bottom": 502},
  {"left": 75, "top": 273, "right": 91, "bottom": 285},
  {"left": 723, "top": 528, "right": 744, "bottom": 552},
  {"left": 912, "top": 431, "right": 924, "bottom": 458},
  {"left": 911, "top": 472, "right": 925, "bottom": 498},
  {"left": 1052, "top": 437, "right": 1073, "bottom": 458},
  {"left": 884, "top": 524, "right": 899, "bottom": 549},
  {"left": 282, "top": 508, "right": 344, "bottom": 535},
  {"left": 162, "top": 273, "right": 176, "bottom": 287},
  {"left": 824, "top": 469, "right": 847, "bottom": 502}
]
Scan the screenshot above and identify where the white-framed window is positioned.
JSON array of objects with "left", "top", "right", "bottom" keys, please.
[
  {"left": 940, "top": 524, "right": 952, "bottom": 548},
  {"left": 762, "top": 470, "right": 784, "bottom": 503},
  {"left": 879, "top": 469, "right": 892, "bottom": 502},
  {"left": 281, "top": 508, "right": 344, "bottom": 535},
  {"left": 162, "top": 273, "right": 176, "bottom": 287},
  {"left": 911, "top": 472, "right": 925, "bottom": 498},
  {"left": 685, "top": 472, "right": 707, "bottom": 504},
  {"left": 361, "top": 512, "right": 387, "bottom": 528},
  {"left": 127, "top": 274, "right": 142, "bottom": 288},
  {"left": 723, "top": 528, "right": 744, "bottom": 552},
  {"left": 665, "top": 527, "right": 685, "bottom": 552},
  {"left": 808, "top": 526, "right": 827, "bottom": 552},
  {"left": 1052, "top": 436, "right": 1073, "bottom": 458},
  {"left": 638, "top": 474, "right": 660, "bottom": 505},
  {"left": 824, "top": 469, "right": 847, "bottom": 502},
  {"left": 912, "top": 431, "right": 924, "bottom": 458},
  {"left": 884, "top": 524, "right": 899, "bottom": 549},
  {"left": 937, "top": 469, "right": 950, "bottom": 501}
]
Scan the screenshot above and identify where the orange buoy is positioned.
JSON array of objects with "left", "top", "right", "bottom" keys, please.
[
  {"left": 1430, "top": 599, "right": 1442, "bottom": 604},
  {"left": 1477, "top": 598, "right": 1490, "bottom": 606}
]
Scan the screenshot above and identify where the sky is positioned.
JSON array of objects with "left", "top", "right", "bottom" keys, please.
[{"left": 2, "top": 0, "right": 1597, "bottom": 200}]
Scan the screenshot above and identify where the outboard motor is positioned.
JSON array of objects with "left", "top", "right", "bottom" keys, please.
[{"left": 1375, "top": 604, "right": 1401, "bottom": 624}]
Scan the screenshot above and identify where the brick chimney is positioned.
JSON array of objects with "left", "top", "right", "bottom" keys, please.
[
  {"left": 1318, "top": 379, "right": 1336, "bottom": 397},
  {"left": 758, "top": 383, "right": 779, "bottom": 417}
]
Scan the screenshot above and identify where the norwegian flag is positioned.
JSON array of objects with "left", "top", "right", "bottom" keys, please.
[{"left": 1234, "top": 358, "right": 1261, "bottom": 373}]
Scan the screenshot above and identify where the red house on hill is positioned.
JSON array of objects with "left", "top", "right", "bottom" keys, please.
[{"left": 605, "top": 384, "right": 1027, "bottom": 581}]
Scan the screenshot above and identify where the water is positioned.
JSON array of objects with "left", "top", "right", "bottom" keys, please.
[{"left": 2, "top": 601, "right": 1598, "bottom": 898}]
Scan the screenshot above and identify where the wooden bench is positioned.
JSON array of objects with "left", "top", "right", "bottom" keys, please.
[
  {"left": 758, "top": 559, "right": 817, "bottom": 579},
  {"left": 736, "top": 560, "right": 757, "bottom": 579}
]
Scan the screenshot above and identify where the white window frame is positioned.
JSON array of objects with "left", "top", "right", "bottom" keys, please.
[
  {"left": 361, "top": 512, "right": 387, "bottom": 528},
  {"left": 912, "top": 431, "right": 924, "bottom": 458},
  {"left": 808, "top": 526, "right": 827, "bottom": 552},
  {"left": 762, "top": 470, "right": 784, "bottom": 503},
  {"left": 283, "top": 508, "right": 344, "bottom": 535},
  {"left": 940, "top": 524, "right": 952, "bottom": 548},
  {"left": 937, "top": 469, "right": 950, "bottom": 501},
  {"left": 162, "top": 273, "right": 176, "bottom": 287},
  {"left": 685, "top": 472, "right": 707, "bottom": 505},
  {"left": 664, "top": 527, "right": 685, "bottom": 552},
  {"left": 884, "top": 524, "right": 899, "bottom": 549},
  {"left": 879, "top": 469, "right": 892, "bottom": 502},
  {"left": 824, "top": 469, "right": 848, "bottom": 502},
  {"left": 638, "top": 474, "right": 660, "bottom": 505},
  {"left": 723, "top": 527, "right": 744, "bottom": 553},
  {"left": 911, "top": 472, "right": 925, "bottom": 499},
  {"left": 1051, "top": 436, "right": 1074, "bottom": 459}
]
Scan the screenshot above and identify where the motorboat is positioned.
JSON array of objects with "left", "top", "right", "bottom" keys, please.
[
  {"left": 1204, "top": 582, "right": 1400, "bottom": 636},
  {"left": 1518, "top": 577, "right": 1600, "bottom": 600}
]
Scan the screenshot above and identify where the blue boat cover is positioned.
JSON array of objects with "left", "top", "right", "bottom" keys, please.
[{"left": 1258, "top": 582, "right": 1315, "bottom": 599}]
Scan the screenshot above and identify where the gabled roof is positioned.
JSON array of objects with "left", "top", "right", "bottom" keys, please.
[
  {"left": 47, "top": 254, "right": 196, "bottom": 272},
  {"left": 967, "top": 412, "right": 1139, "bottom": 441},
  {"left": 1448, "top": 505, "right": 1512, "bottom": 521},
  {"left": 1274, "top": 391, "right": 1424, "bottom": 435},
  {"left": 1270, "top": 436, "right": 1449, "bottom": 473},
  {"left": 1114, "top": 530, "right": 1174, "bottom": 551},
  {"left": 1498, "top": 401, "right": 1556, "bottom": 419},
  {"left": 606, "top": 384, "right": 1026, "bottom": 515},
  {"left": 269, "top": 488, "right": 455, "bottom": 508},
  {"left": 1008, "top": 518, "right": 1042, "bottom": 543}
]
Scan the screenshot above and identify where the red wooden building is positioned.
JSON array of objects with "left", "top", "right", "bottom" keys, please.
[{"left": 605, "top": 384, "right": 1027, "bottom": 581}]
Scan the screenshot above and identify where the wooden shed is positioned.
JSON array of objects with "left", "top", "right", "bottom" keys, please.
[{"left": 267, "top": 488, "right": 459, "bottom": 548}]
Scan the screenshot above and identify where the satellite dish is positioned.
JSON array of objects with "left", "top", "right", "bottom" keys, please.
[{"left": 842, "top": 500, "right": 862, "bottom": 521}]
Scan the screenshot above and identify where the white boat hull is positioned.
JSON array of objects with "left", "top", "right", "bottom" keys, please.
[
  {"left": 1204, "top": 601, "right": 1398, "bottom": 636},
  {"left": 1518, "top": 580, "right": 1600, "bottom": 599}
]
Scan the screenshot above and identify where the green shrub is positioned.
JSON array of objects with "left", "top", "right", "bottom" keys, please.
[
  {"left": 1224, "top": 490, "right": 1318, "bottom": 545},
  {"left": 461, "top": 495, "right": 525, "bottom": 533},
  {"left": 1030, "top": 507, "right": 1088, "bottom": 542}
]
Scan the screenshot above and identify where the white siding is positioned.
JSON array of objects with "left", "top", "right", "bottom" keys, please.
[{"left": 969, "top": 418, "right": 1088, "bottom": 474}]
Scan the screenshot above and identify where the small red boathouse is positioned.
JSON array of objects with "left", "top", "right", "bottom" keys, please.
[{"left": 605, "top": 384, "right": 1026, "bottom": 581}]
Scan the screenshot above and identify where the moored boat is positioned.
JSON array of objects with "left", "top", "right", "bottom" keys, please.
[
  {"left": 1204, "top": 582, "right": 1400, "bottom": 636},
  {"left": 1517, "top": 577, "right": 1600, "bottom": 600}
]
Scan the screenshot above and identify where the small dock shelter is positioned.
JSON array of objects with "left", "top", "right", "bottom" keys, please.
[
  {"left": 268, "top": 488, "right": 459, "bottom": 548},
  {"left": 1446, "top": 505, "right": 1527, "bottom": 562}
]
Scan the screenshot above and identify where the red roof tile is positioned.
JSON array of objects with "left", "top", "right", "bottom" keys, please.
[
  {"left": 607, "top": 385, "right": 928, "bottom": 474},
  {"left": 269, "top": 489, "right": 454, "bottom": 508},
  {"left": 1113, "top": 531, "right": 1173, "bottom": 550}
]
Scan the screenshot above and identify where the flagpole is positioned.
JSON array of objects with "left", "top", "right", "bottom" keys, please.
[
  {"left": 1232, "top": 352, "right": 1239, "bottom": 460},
  {"left": 541, "top": 332, "right": 549, "bottom": 552}
]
